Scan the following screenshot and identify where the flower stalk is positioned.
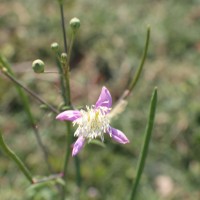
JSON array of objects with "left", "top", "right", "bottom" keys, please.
[
  {"left": 62, "top": 122, "right": 72, "bottom": 178},
  {"left": 0, "top": 56, "right": 54, "bottom": 172},
  {"left": 0, "top": 65, "right": 58, "bottom": 114},
  {"left": 66, "top": 28, "right": 75, "bottom": 69},
  {"left": 59, "top": 3, "right": 68, "bottom": 53},
  {"left": 55, "top": 57, "right": 68, "bottom": 105},
  {"left": 62, "top": 60, "right": 71, "bottom": 107},
  {"left": 129, "top": 87, "right": 157, "bottom": 200},
  {"left": 57, "top": 1, "right": 82, "bottom": 199},
  {"left": 51, "top": 44, "right": 69, "bottom": 105}
]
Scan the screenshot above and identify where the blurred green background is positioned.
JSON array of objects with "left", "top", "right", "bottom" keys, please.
[{"left": 1, "top": 0, "right": 200, "bottom": 199}]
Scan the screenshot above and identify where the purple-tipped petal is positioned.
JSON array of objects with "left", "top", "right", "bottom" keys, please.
[
  {"left": 56, "top": 110, "right": 81, "bottom": 121},
  {"left": 107, "top": 126, "right": 129, "bottom": 144},
  {"left": 95, "top": 86, "right": 112, "bottom": 110},
  {"left": 72, "top": 136, "right": 85, "bottom": 156}
]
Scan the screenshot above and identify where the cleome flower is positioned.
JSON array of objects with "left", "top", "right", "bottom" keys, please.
[{"left": 56, "top": 86, "right": 129, "bottom": 156}]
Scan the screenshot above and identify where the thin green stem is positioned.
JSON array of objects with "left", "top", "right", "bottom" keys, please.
[
  {"left": 60, "top": 3, "right": 68, "bottom": 53},
  {"left": 10, "top": 81, "right": 53, "bottom": 172},
  {"left": 129, "top": 87, "right": 157, "bottom": 200},
  {"left": 57, "top": 2, "right": 81, "bottom": 199},
  {"left": 63, "top": 66, "right": 71, "bottom": 106},
  {"left": 0, "top": 130, "right": 33, "bottom": 184},
  {"left": 0, "top": 56, "right": 54, "bottom": 172},
  {"left": 0, "top": 67, "right": 58, "bottom": 114},
  {"left": 66, "top": 33, "right": 75, "bottom": 69},
  {"left": 58, "top": 0, "right": 72, "bottom": 106},
  {"left": 62, "top": 123, "right": 72, "bottom": 179},
  {"left": 128, "top": 26, "right": 150, "bottom": 92},
  {"left": 74, "top": 156, "right": 81, "bottom": 187},
  {"left": 61, "top": 122, "right": 72, "bottom": 200},
  {"left": 57, "top": 1, "right": 73, "bottom": 198},
  {"left": 61, "top": 33, "right": 75, "bottom": 107},
  {"left": 32, "top": 125, "right": 53, "bottom": 172},
  {"left": 56, "top": 57, "right": 68, "bottom": 105}
]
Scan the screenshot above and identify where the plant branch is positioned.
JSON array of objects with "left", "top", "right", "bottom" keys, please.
[
  {"left": 57, "top": 2, "right": 81, "bottom": 199},
  {"left": 60, "top": 3, "right": 68, "bottom": 53},
  {"left": 0, "top": 56, "right": 54, "bottom": 172},
  {"left": 0, "top": 67, "right": 58, "bottom": 114}
]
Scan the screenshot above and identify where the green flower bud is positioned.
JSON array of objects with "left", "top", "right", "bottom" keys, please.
[
  {"left": 2, "top": 67, "right": 8, "bottom": 73},
  {"left": 32, "top": 59, "right": 45, "bottom": 73},
  {"left": 70, "top": 17, "right": 80, "bottom": 32},
  {"left": 51, "top": 42, "right": 59, "bottom": 51},
  {"left": 61, "top": 53, "right": 67, "bottom": 63}
]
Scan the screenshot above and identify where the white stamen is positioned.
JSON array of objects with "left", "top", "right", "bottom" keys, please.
[{"left": 73, "top": 106, "right": 110, "bottom": 141}]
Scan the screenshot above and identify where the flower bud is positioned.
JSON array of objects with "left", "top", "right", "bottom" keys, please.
[
  {"left": 51, "top": 42, "right": 59, "bottom": 51},
  {"left": 1, "top": 67, "right": 8, "bottom": 73},
  {"left": 61, "top": 53, "right": 67, "bottom": 63},
  {"left": 32, "top": 59, "right": 45, "bottom": 73},
  {"left": 70, "top": 17, "right": 80, "bottom": 33}
]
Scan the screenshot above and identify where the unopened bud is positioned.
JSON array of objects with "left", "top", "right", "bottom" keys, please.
[
  {"left": 2, "top": 67, "right": 8, "bottom": 73},
  {"left": 51, "top": 42, "right": 59, "bottom": 51},
  {"left": 32, "top": 59, "right": 45, "bottom": 73},
  {"left": 70, "top": 17, "right": 80, "bottom": 33},
  {"left": 61, "top": 53, "right": 67, "bottom": 63}
]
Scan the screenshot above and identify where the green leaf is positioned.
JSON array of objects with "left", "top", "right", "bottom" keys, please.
[{"left": 129, "top": 87, "right": 157, "bottom": 200}]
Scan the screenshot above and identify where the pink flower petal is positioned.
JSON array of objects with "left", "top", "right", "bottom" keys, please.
[
  {"left": 56, "top": 110, "right": 81, "bottom": 121},
  {"left": 72, "top": 136, "right": 85, "bottom": 156},
  {"left": 95, "top": 86, "right": 112, "bottom": 110},
  {"left": 107, "top": 126, "right": 129, "bottom": 144}
]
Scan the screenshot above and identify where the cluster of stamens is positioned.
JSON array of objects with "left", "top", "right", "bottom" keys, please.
[{"left": 73, "top": 106, "right": 110, "bottom": 141}]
